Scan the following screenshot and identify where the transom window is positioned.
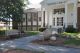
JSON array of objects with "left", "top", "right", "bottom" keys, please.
[{"left": 53, "top": 8, "right": 65, "bottom": 14}]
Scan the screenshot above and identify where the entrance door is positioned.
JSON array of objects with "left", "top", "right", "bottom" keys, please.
[
  {"left": 52, "top": 8, "right": 65, "bottom": 28},
  {"left": 52, "top": 17, "right": 63, "bottom": 28},
  {"left": 57, "top": 17, "right": 63, "bottom": 26}
]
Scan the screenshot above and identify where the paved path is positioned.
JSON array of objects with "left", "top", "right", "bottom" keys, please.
[{"left": 0, "top": 35, "right": 80, "bottom": 53}]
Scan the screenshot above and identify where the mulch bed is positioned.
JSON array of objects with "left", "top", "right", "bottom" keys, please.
[
  {"left": 32, "top": 37, "right": 65, "bottom": 46},
  {"left": 0, "top": 33, "right": 27, "bottom": 41},
  {"left": 0, "top": 35, "right": 21, "bottom": 40},
  {"left": 0, "top": 49, "right": 38, "bottom": 53},
  {"left": 31, "top": 37, "right": 80, "bottom": 48}
]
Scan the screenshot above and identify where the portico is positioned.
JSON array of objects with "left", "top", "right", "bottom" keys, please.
[{"left": 41, "top": 0, "right": 78, "bottom": 30}]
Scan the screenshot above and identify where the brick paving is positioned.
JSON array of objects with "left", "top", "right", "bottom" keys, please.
[{"left": 0, "top": 35, "right": 80, "bottom": 53}]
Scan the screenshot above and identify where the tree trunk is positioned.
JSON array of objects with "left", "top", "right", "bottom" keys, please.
[
  {"left": 26, "top": 13, "right": 28, "bottom": 30},
  {"left": 21, "top": 21, "right": 23, "bottom": 31},
  {"left": 18, "top": 22, "right": 20, "bottom": 30},
  {"left": 43, "top": 11, "right": 45, "bottom": 27},
  {"left": 9, "top": 18, "right": 10, "bottom": 29},
  {"left": 37, "top": 12, "right": 39, "bottom": 31},
  {"left": 12, "top": 18, "right": 18, "bottom": 29},
  {"left": 31, "top": 13, "right": 33, "bottom": 31}
]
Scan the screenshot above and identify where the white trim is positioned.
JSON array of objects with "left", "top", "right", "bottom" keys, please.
[{"left": 41, "top": 0, "right": 78, "bottom": 29}]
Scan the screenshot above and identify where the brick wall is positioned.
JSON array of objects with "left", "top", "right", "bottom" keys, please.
[{"left": 77, "top": 7, "right": 80, "bottom": 31}]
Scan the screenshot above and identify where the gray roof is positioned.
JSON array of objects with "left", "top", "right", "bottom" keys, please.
[
  {"left": 41, "top": 0, "right": 66, "bottom": 5},
  {"left": 24, "top": 8, "right": 41, "bottom": 13}
]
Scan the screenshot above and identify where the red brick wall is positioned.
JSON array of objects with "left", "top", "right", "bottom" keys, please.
[{"left": 77, "top": 7, "right": 80, "bottom": 31}]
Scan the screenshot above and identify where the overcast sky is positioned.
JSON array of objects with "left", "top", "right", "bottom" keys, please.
[{"left": 28, "top": 0, "right": 43, "bottom": 8}]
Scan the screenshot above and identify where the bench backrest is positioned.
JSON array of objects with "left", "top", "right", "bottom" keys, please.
[{"left": 5, "top": 30, "right": 20, "bottom": 36}]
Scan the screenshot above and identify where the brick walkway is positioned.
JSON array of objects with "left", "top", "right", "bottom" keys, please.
[{"left": 0, "top": 35, "right": 80, "bottom": 53}]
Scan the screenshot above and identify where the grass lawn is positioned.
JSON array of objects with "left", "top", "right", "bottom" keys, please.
[
  {"left": 25, "top": 31, "right": 40, "bottom": 36},
  {"left": 62, "top": 32, "right": 80, "bottom": 46},
  {"left": 62, "top": 32, "right": 79, "bottom": 38},
  {"left": 0, "top": 31, "right": 40, "bottom": 40},
  {"left": 64, "top": 38, "right": 80, "bottom": 46},
  {"left": 32, "top": 32, "right": 80, "bottom": 48}
]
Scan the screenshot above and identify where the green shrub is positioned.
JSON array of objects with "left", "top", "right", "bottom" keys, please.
[
  {"left": 65, "top": 25, "right": 77, "bottom": 33},
  {"left": 0, "top": 30, "right": 5, "bottom": 35},
  {"left": 26, "top": 31, "right": 39, "bottom": 35},
  {"left": 39, "top": 27, "right": 46, "bottom": 32}
]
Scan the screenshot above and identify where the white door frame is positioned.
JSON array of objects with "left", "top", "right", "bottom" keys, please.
[{"left": 52, "top": 13, "right": 65, "bottom": 28}]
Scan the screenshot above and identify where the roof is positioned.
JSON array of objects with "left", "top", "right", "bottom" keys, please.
[
  {"left": 0, "top": 18, "right": 12, "bottom": 22},
  {"left": 47, "top": 0, "right": 66, "bottom": 3},
  {"left": 24, "top": 8, "right": 41, "bottom": 13},
  {"left": 0, "top": 18, "right": 7, "bottom": 22},
  {"left": 41, "top": 0, "right": 78, "bottom": 5},
  {"left": 41, "top": 0, "right": 66, "bottom": 5}
]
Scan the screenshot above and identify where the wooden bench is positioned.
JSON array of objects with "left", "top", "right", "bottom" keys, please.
[{"left": 5, "top": 30, "right": 20, "bottom": 36}]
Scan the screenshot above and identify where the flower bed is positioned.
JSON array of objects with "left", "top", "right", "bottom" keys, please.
[
  {"left": 1, "top": 49, "right": 43, "bottom": 53},
  {"left": 32, "top": 34, "right": 80, "bottom": 48}
]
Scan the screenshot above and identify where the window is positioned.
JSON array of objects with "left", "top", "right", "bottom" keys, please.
[
  {"left": 33, "top": 13, "right": 37, "bottom": 21},
  {"left": 53, "top": 8, "right": 65, "bottom": 14},
  {"left": 57, "top": 17, "right": 63, "bottom": 26},
  {"left": 33, "top": 17, "right": 37, "bottom": 21},
  {"left": 53, "top": 18, "right": 55, "bottom": 26},
  {"left": 28, "top": 13, "right": 31, "bottom": 21},
  {"left": 39, "top": 17, "right": 41, "bottom": 21}
]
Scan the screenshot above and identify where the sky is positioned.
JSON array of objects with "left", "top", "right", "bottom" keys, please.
[{"left": 28, "top": 0, "right": 43, "bottom": 8}]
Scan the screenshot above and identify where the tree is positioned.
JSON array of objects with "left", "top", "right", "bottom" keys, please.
[{"left": 0, "top": 0, "right": 29, "bottom": 29}]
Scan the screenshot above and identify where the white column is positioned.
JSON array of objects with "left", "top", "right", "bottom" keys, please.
[
  {"left": 41, "top": 9, "right": 43, "bottom": 27},
  {"left": 45, "top": 9, "right": 48, "bottom": 27},
  {"left": 41, "top": 7, "right": 49, "bottom": 27},
  {"left": 73, "top": 2, "right": 77, "bottom": 28},
  {"left": 41, "top": 8, "right": 44, "bottom": 27},
  {"left": 65, "top": 3, "right": 68, "bottom": 28},
  {"left": 49, "top": 8, "right": 53, "bottom": 26},
  {"left": 55, "top": 17, "right": 57, "bottom": 28},
  {"left": 45, "top": 7, "right": 51, "bottom": 28}
]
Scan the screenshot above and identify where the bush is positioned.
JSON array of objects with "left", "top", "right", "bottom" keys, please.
[
  {"left": 39, "top": 27, "right": 46, "bottom": 32},
  {"left": 26, "top": 31, "right": 39, "bottom": 35},
  {"left": 0, "top": 30, "right": 5, "bottom": 35},
  {"left": 65, "top": 25, "right": 77, "bottom": 33}
]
